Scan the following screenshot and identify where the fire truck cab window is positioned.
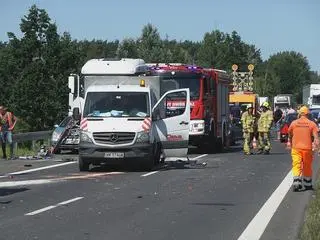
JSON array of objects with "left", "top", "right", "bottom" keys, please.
[
  {"left": 209, "top": 77, "right": 216, "bottom": 95},
  {"left": 159, "top": 73, "right": 201, "bottom": 100},
  {"left": 203, "top": 77, "right": 209, "bottom": 96}
]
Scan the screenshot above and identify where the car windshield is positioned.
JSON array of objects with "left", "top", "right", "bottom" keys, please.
[
  {"left": 285, "top": 113, "right": 298, "bottom": 124},
  {"left": 83, "top": 92, "right": 150, "bottom": 118},
  {"left": 275, "top": 103, "right": 289, "bottom": 109},
  {"left": 159, "top": 73, "right": 201, "bottom": 100},
  {"left": 59, "top": 117, "right": 72, "bottom": 127},
  {"left": 311, "top": 111, "right": 319, "bottom": 119},
  {"left": 312, "top": 95, "right": 320, "bottom": 105}
]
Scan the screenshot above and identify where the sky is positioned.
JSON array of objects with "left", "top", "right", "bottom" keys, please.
[{"left": 1, "top": 0, "right": 319, "bottom": 71}]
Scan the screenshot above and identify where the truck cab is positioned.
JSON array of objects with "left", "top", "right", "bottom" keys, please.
[{"left": 68, "top": 59, "right": 191, "bottom": 171}]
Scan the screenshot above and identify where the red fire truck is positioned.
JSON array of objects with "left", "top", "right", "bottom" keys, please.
[{"left": 147, "top": 64, "right": 231, "bottom": 152}]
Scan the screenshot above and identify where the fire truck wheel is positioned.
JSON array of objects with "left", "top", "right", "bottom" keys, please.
[
  {"left": 215, "top": 137, "right": 223, "bottom": 153},
  {"left": 79, "top": 156, "right": 90, "bottom": 171}
]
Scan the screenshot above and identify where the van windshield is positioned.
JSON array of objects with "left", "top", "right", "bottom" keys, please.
[{"left": 83, "top": 92, "right": 150, "bottom": 118}]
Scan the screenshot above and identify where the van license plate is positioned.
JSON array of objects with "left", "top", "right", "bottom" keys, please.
[{"left": 104, "top": 152, "right": 124, "bottom": 158}]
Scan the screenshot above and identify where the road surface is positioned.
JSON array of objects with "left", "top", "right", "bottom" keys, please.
[{"left": 0, "top": 141, "right": 318, "bottom": 240}]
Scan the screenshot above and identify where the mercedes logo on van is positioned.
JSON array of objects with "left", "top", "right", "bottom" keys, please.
[{"left": 110, "top": 134, "right": 118, "bottom": 143}]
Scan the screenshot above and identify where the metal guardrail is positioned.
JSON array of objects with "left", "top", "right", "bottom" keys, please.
[
  {"left": 12, "top": 130, "right": 53, "bottom": 152},
  {"left": 13, "top": 130, "right": 52, "bottom": 143}
]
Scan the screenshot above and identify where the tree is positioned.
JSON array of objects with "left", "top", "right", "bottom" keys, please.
[
  {"left": 3, "top": 5, "right": 82, "bottom": 130},
  {"left": 137, "top": 24, "right": 164, "bottom": 62},
  {"left": 197, "top": 30, "right": 262, "bottom": 70},
  {"left": 116, "top": 38, "right": 138, "bottom": 58},
  {"left": 262, "top": 51, "right": 311, "bottom": 102}
]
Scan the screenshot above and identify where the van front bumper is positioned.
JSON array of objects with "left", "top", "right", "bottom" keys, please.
[{"left": 79, "top": 142, "right": 152, "bottom": 164}]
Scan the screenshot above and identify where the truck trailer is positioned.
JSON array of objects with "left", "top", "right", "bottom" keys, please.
[{"left": 302, "top": 84, "right": 320, "bottom": 109}]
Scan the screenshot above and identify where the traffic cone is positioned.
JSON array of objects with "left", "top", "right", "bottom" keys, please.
[{"left": 252, "top": 137, "right": 257, "bottom": 149}]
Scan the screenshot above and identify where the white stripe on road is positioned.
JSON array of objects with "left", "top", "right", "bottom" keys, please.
[
  {"left": 0, "top": 179, "right": 59, "bottom": 187},
  {"left": 0, "top": 162, "right": 76, "bottom": 178},
  {"left": 141, "top": 171, "right": 158, "bottom": 177},
  {"left": 25, "top": 206, "right": 56, "bottom": 216},
  {"left": 141, "top": 154, "right": 208, "bottom": 177},
  {"left": 237, "top": 170, "right": 293, "bottom": 240},
  {"left": 25, "top": 197, "right": 84, "bottom": 216},
  {"left": 56, "top": 197, "right": 84, "bottom": 206}
]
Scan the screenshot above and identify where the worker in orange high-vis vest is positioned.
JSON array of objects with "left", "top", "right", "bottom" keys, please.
[
  {"left": 287, "top": 106, "right": 319, "bottom": 192},
  {"left": 0, "top": 106, "right": 17, "bottom": 159}
]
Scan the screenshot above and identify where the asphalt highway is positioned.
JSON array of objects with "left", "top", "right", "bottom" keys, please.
[{"left": 0, "top": 141, "right": 318, "bottom": 240}]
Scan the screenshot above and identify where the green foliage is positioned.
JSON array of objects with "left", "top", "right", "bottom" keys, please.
[
  {"left": 256, "top": 51, "right": 311, "bottom": 102},
  {"left": 197, "top": 30, "right": 262, "bottom": 70},
  {"left": 299, "top": 181, "right": 320, "bottom": 240},
  {"left": 0, "top": 5, "right": 316, "bottom": 132}
]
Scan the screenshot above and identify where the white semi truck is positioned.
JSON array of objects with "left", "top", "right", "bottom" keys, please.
[
  {"left": 302, "top": 84, "right": 320, "bottom": 109},
  {"left": 68, "top": 58, "right": 191, "bottom": 171}
]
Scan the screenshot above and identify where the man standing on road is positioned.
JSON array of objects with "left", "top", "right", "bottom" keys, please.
[
  {"left": 257, "top": 102, "right": 273, "bottom": 154},
  {"left": 274, "top": 106, "right": 283, "bottom": 140},
  {"left": 0, "top": 106, "right": 17, "bottom": 159},
  {"left": 287, "top": 106, "right": 319, "bottom": 191},
  {"left": 241, "top": 106, "right": 255, "bottom": 155}
]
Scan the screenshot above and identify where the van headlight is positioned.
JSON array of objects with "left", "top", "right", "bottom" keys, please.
[
  {"left": 80, "top": 132, "right": 93, "bottom": 143},
  {"left": 136, "top": 131, "right": 150, "bottom": 143}
]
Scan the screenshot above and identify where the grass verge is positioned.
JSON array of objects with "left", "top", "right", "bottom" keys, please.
[
  {"left": 0, "top": 146, "right": 35, "bottom": 158},
  {"left": 299, "top": 180, "right": 320, "bottom": 240},
  {"left": 0, "top": 140, "right": 50, "bottom": 158}
]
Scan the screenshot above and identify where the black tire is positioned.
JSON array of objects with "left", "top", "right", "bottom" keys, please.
[
  {"left": 215, "top": 137, "right": 223, "bottom": 153},
  {"left": 79, "top": 156, "right": 90, "bottom": 171},
  {"left": 222, "top": 125, "right": 229, "bottom": 151},
  {"left": 142, "top": 159, "right": 154, "bottom": 171},
  {"left": 153, "top": 143, "right": 161, "bottom": 165}
]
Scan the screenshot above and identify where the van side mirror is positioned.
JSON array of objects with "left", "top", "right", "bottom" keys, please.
[{"left": 73, "top": 107, "right": 80, "bottom": 121}]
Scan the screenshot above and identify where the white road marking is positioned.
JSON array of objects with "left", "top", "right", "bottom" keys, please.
[
  {"left": 25, "top": 206, "right": 56, "bottom": 216},
  {"left": 25, "top": 197, "right": 83, "bottom": 216},
  {"left": 56, "top": 197, "right": 84, "bottom": 206},
  {"left": 141, "top": 171, "right": 158, "bottom": 177},
  {"left": 0, "top": 162, "right": 76, "bottom": 178},
  {"left": 141, "top": 154, "right": 208, "bottom": 177},
  {"left": 237, "top": 170, "right": 293, "bottom": 240},
  {"left": 0, "top": 179, "right": 59, "bottom": 187}
]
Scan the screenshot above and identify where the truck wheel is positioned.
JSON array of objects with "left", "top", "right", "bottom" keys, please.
[
  {"left": 153, "top": 143, "right": 161, "bottom": 165},
  {"left": 142, "top": 159, "right": 154, "bottom": 171},
  {"left": 79, "top": 156, "right": 90, "bottom": 171},
  {"left": 222, "top": 126, "right": 229, "bottom": 151},
  {"left": 215, "top": 137, "right": 223, "bottom": 153}
]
